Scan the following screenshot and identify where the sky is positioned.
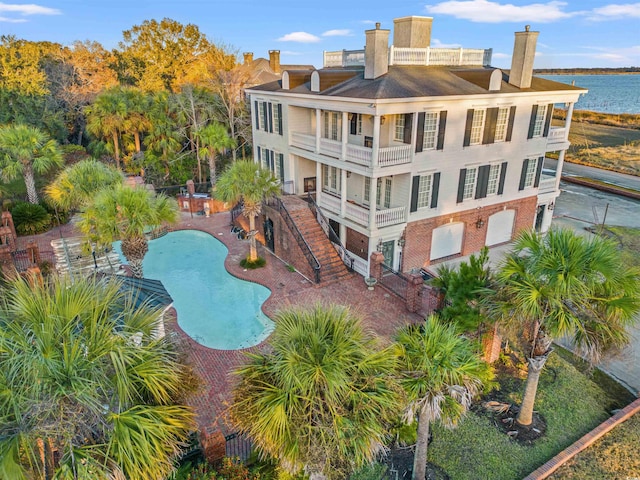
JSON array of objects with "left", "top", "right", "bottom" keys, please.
[{"left": 1, "top": 0, "right": 639, "bottom": 69}]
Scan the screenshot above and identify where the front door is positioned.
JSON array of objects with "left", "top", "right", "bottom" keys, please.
[
  {"left": 263, "top": 218, "right": 275, "bottom": 252},
  {"left": 381, "top": 240, "right": 395, "bottom": 268},
  {"left": 534, "top": 205, "right": 545, "bottom": 232}
]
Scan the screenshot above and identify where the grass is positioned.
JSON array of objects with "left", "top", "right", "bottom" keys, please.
[
  {"left": 426, "top": 353, "right": 621, "bottom": 480},
  {"left": 603, "top": 226, "right": 640, "bottom": 269}
]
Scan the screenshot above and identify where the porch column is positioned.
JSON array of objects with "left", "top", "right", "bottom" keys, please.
[
  {"left": 341, "top": 111, "right": 349, "bottom": 160},
  {"left": 316, "top": 161, "right": 322, "bottom": 205},
  {"left": 368, "top": 177, "right": 377, "bottom": 230},
  {"left": 315, "top": 108, "right": 322, "bottom": 153},
  {"left": 339, "top": 223, "right": 347, "bottom": 245},
  {"left": 410, "top": 112, "right": 418, "bottom": 163},
  {"left": 340, "top": 169, "right": 347, "bottom": 217},
  {"left": 564, "top": 102, "right": 575, "bottom": 138},
  {"left": 372, "top": 115, "right": 381, "bottom": 167},
  {"left": 555, "top": 149, "right": 566, "bottom": 190}
]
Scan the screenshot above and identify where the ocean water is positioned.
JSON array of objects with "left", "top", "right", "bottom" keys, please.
[{"left": 540, "top": 74, "right": 640, "bottom": 114}]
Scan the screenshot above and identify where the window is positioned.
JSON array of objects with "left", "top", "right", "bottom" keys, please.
[
  {"left": 523, "top": 157, "right": 538, "bottom": 189},
  {"left": 463, "top": 167, "right": 477, "bottom": 200},
  {"left": 350, "top": 113, "right": 363, "bottom": 135},
  {"left": 394, "top": 115, "right": 405, "bottom": 142},
  {"left": 376, "top": 178, "right": 382, "bottom": 206},
  {"left": 258, "top": 102, "right": 266, "bottom": 130},
  {"left": 422, "top": 112, "right": 439, "bottom": 150},
  {"left": 469, "top": 110, "right": 485, "bottom": 145},
  {"left": 358, "top": 115, "right": 363, "bottom": 135},
  {"left": 416, "top": 174, "right": 432, "bottom": 209},
  {"left": 254, "top": 101, "right": 282, "bottom": 134},
  {"left": 494, "top": 107, "right": 510, "bottom": 142},
  {"left": 532, "top": 104, "right": 547, "bottom": 138},
  {"left": 364, "top": 177, "right": 371, "bottom": 204},
  {"left": 486, "top": 164, "right": 502, "bottom": 195},
  {"left": 323, "top": 111, "right": 341, "bottom": 141},
  {"left": 322, "top": 165, "right": 341, "bottom": 194},
  {"left": 273, "top": 104, "right": 280, "bottom": 133},
  {"left": 384, "top": 178, "right": 392, "bottom": 209}
]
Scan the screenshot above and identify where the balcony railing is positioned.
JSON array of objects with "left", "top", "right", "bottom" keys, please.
[
  {"left": 291, "top": 131, "right": 315, "bottom": 151},
  {"left": 376, "top": 206, "right": 406, "bottom": 227},
  {"left": 538, "top": 175, "right": 557, "bottom": 194},
  {"left": 319, "top": 138, "right": 342, "bottom": 158},
  {"left": 345, "top": 144, "right": 372, "bottom": 167},
  {"left": 378, "top": 145, "right": 412, "bottom": 167},
  {"left": 323, "top": 46, "right": 492, "bottom": 68},
  {"left": 547, "top": 127, "right": 567, "bottom": 143},
  {"left": 319, "top": 193, "right": 406, "bottom": 228}
]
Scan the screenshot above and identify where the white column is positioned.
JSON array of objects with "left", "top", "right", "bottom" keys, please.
[
  {"left": 341, "top": 111, "right": 349, "bottom": 160},
  {"left": 555, "top": 150, "right": 566, "bottom": 190},
  {"left": 340, "top": 169, "right": 347, "bottom": 217},
  {"left": 315, "top": 108, "right": 322, "bottom": 153},
  {"left": 316, "top": 161, "right": 322, "bottom": 204},
  {"left": 339, "top": 223, "right": 347, "bottom": 245},
  {"left": 368, "top": 177, "right": 377, "bottom": 230},
  {"left": 564, "top": 102, "right": 575, "bottom": 139},
  {"left": 372, "top": 115, "right": 381, "bottom": 168},
  {"left": 410, "top": 112, "right": 418, "bottom": 163}
]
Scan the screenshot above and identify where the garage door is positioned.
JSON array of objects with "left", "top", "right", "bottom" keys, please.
[
  {"left": 486, "top": 209, "right": 515, "bottom": 246},
  {"left": 430, "top": 222, "right": 464, "bottom": 260}
]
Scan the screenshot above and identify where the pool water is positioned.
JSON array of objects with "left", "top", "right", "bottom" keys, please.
[{"left": 114, "top": 230, "right": 274, "bottom": 350}]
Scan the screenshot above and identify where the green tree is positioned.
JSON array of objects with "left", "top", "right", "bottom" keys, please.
[
  {"left": 395, "top": 316, "right": 493, "bottom": 480},
  {"left": 230, "top": 304, "right": 398, "bottom": 479},
  {"left": 493, "top": 229, "right": 640, "bottom": 427},
  {"left": 122, "top": 87, "right": 151, "bottom": 153},
  {"left": 78, "top": 185, "right": 178, "bottom": 278},
  {"left": 85, "top": 87, "right": 127, "bottom": 169},
  {"left": 214, "top": 161, "right": 280, "bottom": 262},
  {"left": 0, "top": 124, "right": 63, "bottom": 204},
  {"left": 143, "top": 91, "right": 183, "bottom": 183},
  {"left": 195, "top": 122, "right": 236, "bottom": 186},
  {"left": 45, "top": 159, "right": 123, "bottom": 211},
  {"left": 0, "top": 274, "right": 196, "bottom": 480}
]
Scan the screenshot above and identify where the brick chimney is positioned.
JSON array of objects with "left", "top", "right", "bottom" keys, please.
[
  {"left": 393, "top": 16, "right": 433, "bottom": 48},
  {"left": 243, "top": 52, "right": 253, "bottom": 64},
  {"left": 365, "top": 23, "right": 390, "bottom": 80},
  {"left": 269, "top": 50, "right": 281, "bottom": 73},
  {"left": 509, "top": 25, "right": 539, "bottom": 89}
]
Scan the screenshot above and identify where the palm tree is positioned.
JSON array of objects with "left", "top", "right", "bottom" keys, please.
[
  {"left": 215, "top": 160, "right": 280, "bottom": 262},
  {"left": 144, "top": 92, "right": 182, "bottom": 182},
  {"left": 45, "top": 159, "right": 123, "bottom": 211},
  {"left": 85, "top": 87, "right": 127, "bottom": 169},
  {"left": 0, "top": 124, "right": 63, "bottom": 204},
  {"left": 230, "top": 304, "right": 398, "bottom": 479},
  {"left": 195, "top": 122, "right": 236, "bottom": 186},
  {"left": 122, "top": 87, "right": 151, "bottom": 153},
  {"left": 395, "top": 316, "right": 494, "bottom": 480},
  {"left": 78, "top": 185, "right": 178, "bottom": 278},
  {"left": 493, "top": 229, "right": 640, "bottom": 427},
  {"left": 0, "top": 275, "right": 196, "bottom": 480}
]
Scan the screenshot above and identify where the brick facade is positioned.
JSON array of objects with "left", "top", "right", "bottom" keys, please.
[
  {"left": 346, "top": 227, "right": 369, "bottom": 261},
  {"left": 402, "top": 195, "right": 538, "bottom": 272}
]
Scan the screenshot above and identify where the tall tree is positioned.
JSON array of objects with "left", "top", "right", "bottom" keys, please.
[
  {"left": 0, "top": 124, "right": 63, "bottom": 204},
  {"left": 0, "top": 274, "right": 196, "bottom": 480},
  {"left": 45, "top": 159, "right": 123, "bottom": 211},
  {"left": 230, "top": 304, "right": 398, "bottom": 479},
  {"left": 85, "top": 87, "right": 127, "bottom": 169},
  {"left": 395, "top": 316, "right": 493, "bottom": 480},
  {"left": 492, "top": 229, "right": 640, "bottom": 427},
  {"left": 195, "top": 122, "right": 236, "bottom": 186},
  {"left": 210, "top": 67, "right": 250, "bottom": 161},
  {"left": 144, "top": 91, "right": 183, "bottom": 182},
  {"left": 78, "top": 185, "right": 178, "bottom": 278},
  {"left": 215, "top": 161, "right": 280, "bottom": 261}
]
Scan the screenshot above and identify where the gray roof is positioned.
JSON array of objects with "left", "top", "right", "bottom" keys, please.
[
  {"left": 249, "top": 65, "right": 586, "bottom": 99},
  {"left": 96, "top": 273, "right": 173, "bottom": 311}
]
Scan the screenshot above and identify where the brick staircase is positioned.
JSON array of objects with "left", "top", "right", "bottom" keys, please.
[{"left": 279, "top": 196, "right": 352, "bottom": 285}]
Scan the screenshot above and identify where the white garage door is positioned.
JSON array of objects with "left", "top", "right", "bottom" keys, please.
[
  {"left": 430, "top": 223, "right": 464, "bottom": 260},
  {"left": 486, "top": 209, "right": 516, "bottom": 246}
]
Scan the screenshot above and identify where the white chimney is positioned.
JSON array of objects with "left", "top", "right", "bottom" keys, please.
[
  {"left": 393, "top": 16, "right": 433, "bottom": 48},
  {"left": 365, "top": 23, "right": 390, "bottom": 80},
  {"left": 509, "top": 25, "right": 538, "bottom": 89}
]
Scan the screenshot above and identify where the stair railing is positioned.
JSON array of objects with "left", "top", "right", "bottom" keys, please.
[
  {"left": 307, "top": 192, "right": 355, "bottom": 272},
  {"left": 268, "top": 196, "right": 321, "bottom": 283}
]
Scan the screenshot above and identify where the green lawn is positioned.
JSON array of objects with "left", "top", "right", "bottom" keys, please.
[{"left": 605, "top": 226, "right": 640, "bottom": 269}]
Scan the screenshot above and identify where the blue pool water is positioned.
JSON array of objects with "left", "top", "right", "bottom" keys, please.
[{"left": 114, "top": 230, "right": 273, "bottom": 350}]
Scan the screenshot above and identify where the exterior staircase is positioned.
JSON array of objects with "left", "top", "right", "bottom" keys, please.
[{"left": 278, "top": 196, "right": 351, "bottom": 285}]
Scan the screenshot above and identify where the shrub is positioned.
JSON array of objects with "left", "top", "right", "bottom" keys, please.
[
  {"left": 240, "top": 256, "right": 266, "bottom": 269},
  {"left": 11, "top": 202, "right": 51, "bottom": 235}
]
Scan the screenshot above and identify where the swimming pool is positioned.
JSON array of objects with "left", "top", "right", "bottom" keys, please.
[{"left": 114, "top": 230, "right": 274, "bottom": 350}]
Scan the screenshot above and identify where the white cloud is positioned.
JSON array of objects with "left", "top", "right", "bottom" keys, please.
[
  {"left": 0, "top": 15, "right": 26, "bottom": 22},
  {"left": 431, "top": 38, "right": 462, "bottom": 48},
  {"left": 590, "top": 3, "right": 640, "bottom": 19},
  {"left": 322, "top": 29, "right": 353, "bottom": 37},
  {"left": 277, "top": 31, "right": 321, "bottom": 43},
  {"left": 360, "top": 20, "right": 377, "bottom": 25},
  {"left": 0, "top": 2, "right": 61, "bottom": 15},
  {"left": 425, "top": 0, "right": 580, "bottom": 23}
]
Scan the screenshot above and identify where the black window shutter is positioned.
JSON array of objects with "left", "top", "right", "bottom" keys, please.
[
  {"left": 403, "top": 113, "right": 413, "bottom": 144},
  {"left": 519, "top": 159, "right": 529, "bottom": 190},
  {"left": 475, "top": 165, "right": 490, "bottom": 199},
  {"left": 278, "top": 153, "right": 284, "bottom": 182},
  {"left": 350, "top": 114, "right": 357, "bottom": 135},
  {"left": 415, "top": 113, "right": 425, "bottom": 153},
  {"left": 430, "top": 173, "right": 441, "bottom": 208},
  {"left": 262, "top": 101, "right": 268, "bottom": 133},
  {"left": 506, "top": 106, "right": 516, "bottom": 142},
  {"left": 457, "top": 169, "right": 467, "bottom": 203},
  {"left": 257, "top": 146, "right": 261, "bottom": 163},
  {"left": 254, "top": 101, "right": 259, "bottom": 129},
  {"left": 527, "top": 105, "right": 538, "bottom": 139},
  {"left": 497, "top": 161, "right": 508, "bottom": 195},
  {"left": 277, "top": 104, "right": 283, "bottom": 135},
  {"left": 410, "top": 176, "right": 420, "bottom": 212},
  {"left": 463, "top": 109, "right": 474, "bottom": 146},
  {"left": 534, "top": 156, "right": 544, "bottom": 187},
  {"left": 543, "top": 103, "right": 553, "bottom": 137},
  {"left": 436, "top": 111, "right": 447, "bottom": 150},
  {"left": 482, "top": 108, "right": 498, "bottom": 145},
  {"left": 267, "top": 103, "right": 273, "bottom": 133}
]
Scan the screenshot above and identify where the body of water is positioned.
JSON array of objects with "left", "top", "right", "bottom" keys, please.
[{"left": 540, "top": 74, "right": 640, "bottom": 114}]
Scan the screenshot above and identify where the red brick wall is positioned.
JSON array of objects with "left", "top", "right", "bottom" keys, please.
[
  {"left": 403, "top": 196, "right": 538, "bottom": 272},
  {"left": 346, "top": 228, "right": 369, "bottom": 260}
]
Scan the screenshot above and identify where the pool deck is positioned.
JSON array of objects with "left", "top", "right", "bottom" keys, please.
[{"left": 169, "top": 212, "right": 423, "bottom": 434}]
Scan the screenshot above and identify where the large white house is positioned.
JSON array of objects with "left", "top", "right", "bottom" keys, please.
[{"left": 246, "top": 17, "right": 586, "bottom": 277}]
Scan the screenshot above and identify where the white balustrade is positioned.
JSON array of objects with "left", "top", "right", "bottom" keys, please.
[
  {"left": 324, "top": 47, "right": 492, "bottom": 67},
  {"left": 547, "top": 127, "right": 566, "bottom": 143},
  {"left": 291, "top": 131, "right": 316, "bottom": 151},
  {"left": 378, "top": 145, "right": 412, "bottom": 167},
  {"left": 376, "top": 206, "right": 406, "bottom": 227},
  {"left": 345, "top": 144, "right": 373, "bottom": 167},
  {"left": 347, "top": 252, "right": 370, "bottom": 277},
  {"left": 345, "top": 201, "right": 370, "bottom": 225},
  {"left": 318, "top": 193, "right": 341, "bottom": 214},
  {"left": 319, "top": 138, "right": 342, "bottom": 158},
  {"left": 538, "top": 176, "right": 557, "bottom": 194}
]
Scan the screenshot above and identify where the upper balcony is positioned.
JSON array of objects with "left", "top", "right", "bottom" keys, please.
[
  {"left": 323, "top": 46, "right": 492, "bottom": 68},
  {"left": 546, "top": 127, "right": 568, "bottom": 148}
]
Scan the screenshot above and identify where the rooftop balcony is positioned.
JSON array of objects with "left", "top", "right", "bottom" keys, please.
[{"left": 323, "top": 46, "right": 492, "bottom": 68}]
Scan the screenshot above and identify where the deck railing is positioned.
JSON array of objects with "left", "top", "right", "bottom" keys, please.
[
  {"left": 307, "top": 192, "right": 354, "bottom": 272},
  {"left": 323, "top": 46, "right": 492, "bottom": 68},
  {"left": 547, "top": 127, "right": 567, "bottom": 143}
]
